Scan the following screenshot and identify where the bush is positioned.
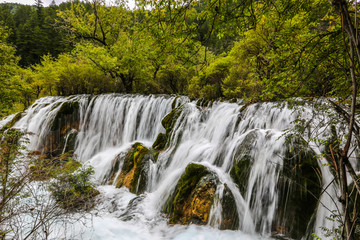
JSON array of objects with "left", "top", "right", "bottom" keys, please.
[{"left": 49, "top": 166, "right": 99, "bottom": 211}]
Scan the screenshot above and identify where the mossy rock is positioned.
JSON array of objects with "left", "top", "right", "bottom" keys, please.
[
  {"left": 164, "top": 163, "right": 239, "bottom": 229},
  {"left": 115, "top": 143, "right": 156, "bottom": 194},
  {"left": 154, "top": 105, "right": 184, "bottom": 151},
  {"left": 196, "top": 98, "right": 213, "bottom": 108},
  {"left": 171, "top": 96, "right": 179, "bottom": 109},
  {"left": 152, "top": 133, "right": 167, "bottom": 151},
  {"left": 230, "top": 130, "right": 257, "bottom": 195},
  {"left": 0, "top": 112, "right": 23, "bottom": 132},
  {"left": 164, "top": 164, "right": 215, "bottom": 225},
  {"left": 220, "top": 184, "right": 239, "bottom": 230},
  {"left": 107, "top": 152, "right": 124, "bottom": 185},
  {"left": 161, "top": 105, "right": 183, "bottom": 134},
  {"left": 274, "top": 135, "right": 322, "bottom": 239}
]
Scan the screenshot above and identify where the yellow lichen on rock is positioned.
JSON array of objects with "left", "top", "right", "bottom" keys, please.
[
  {"left": 113, "top": 143, "right": 155, "bottom": 194},
  {"left": 189, "top": 181, "right": 216, "bottom": 223}
]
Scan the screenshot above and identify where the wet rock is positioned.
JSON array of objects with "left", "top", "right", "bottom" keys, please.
[
  {"left": 220, "top": 184, "right": 239, "bottom": 230},
  {"left": 230, "top": 130, "right": 257, "bottom": 195},
  {"left": 61, "top": 130, "right": 78, "bottom": 153},
  {"left": 107, "top": 152, "right": 125, "bottom": 185},
  {"left": 0, "top": 112, "right": 23, "bottom": 132},
  {"left": 164, "top": 164, "right": 216, "bottom": 225},
  {"left": 171, "top": 96, "right": 179, "bottom": 109},
  {"left": 274, "top": 135, "right": 322, "bottom": 239},
  {"left": 229, "top": 130, "right": 321, "bottom": 238},
  {"left": 164, "top": 164, "right": 238, "bottom": 229},
  {"left": 161, "top": 105, "right": 183, "bottom": 134},
  {"left": 153, "top": 105, "right": 184, "bottom": 151},
  {"left": 152, "top": 133, "right": 167, "bottom": 151},
  {"left": 43, "top": 101, "right": 80, "bottom": 156},
  {"left": 115, "top": 143, "right": 155, "bottom": 194},
  {"left": 120, "top": 195, "right": 146, "bottom": 221}
]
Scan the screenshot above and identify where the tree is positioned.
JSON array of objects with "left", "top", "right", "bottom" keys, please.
[
  {"left": 0, "top": 130, "right": 64, "bottom": 239},
  {"left": 0, "top": 24, "right": 21, "bottom": 117}
]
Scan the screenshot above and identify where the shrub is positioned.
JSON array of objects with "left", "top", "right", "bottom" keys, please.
[{"left": 49, "top": 166, "right": 99, "bottom": 211}]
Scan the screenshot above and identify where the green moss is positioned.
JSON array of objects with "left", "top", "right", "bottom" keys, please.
[
  {"left": 121, "top": 142, "right": 145, "bottom": 175},
  {"left": 156, "top": 105, "right": 184, "bottom": 151},
  {"left": 230, "top": 155, "right": 253, "bottom": 195},
  {"left": 115, "top": 143, "right": 157, "bottom": 194},
  {"left": 229, "top": 130, "right": 257, "bottom": 195},
  {"left": 171, "top": 96, "right": 179, "bottom": 109},
  {"left": 131, "top": 145, "right": 150, "bottom": 192},
  {"left": 0, "top": 112, "right": 22, "bottom": 132},
  {"left": 164, "top": 164, "right": 209, "bottom": 223},
  {"left": 161, "top": 106, "right": 183, "bottom": 133},
  {"left": 161, "top": 109, "right": 176, "bottom": 131},
  {"left": 152, "top": 133, "right": 167, "bottom": 150}
]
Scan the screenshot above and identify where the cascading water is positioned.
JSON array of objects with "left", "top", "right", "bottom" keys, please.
[{"left": 5, "top": 94, "right": 352, "bottom": 239}]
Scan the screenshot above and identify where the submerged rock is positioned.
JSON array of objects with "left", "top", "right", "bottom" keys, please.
[
  {"left": 164, "top": 163, "right": 239, "bottom": 229},
  {"left": 114, "top": 143, "right": 156, "bottom": 194}
]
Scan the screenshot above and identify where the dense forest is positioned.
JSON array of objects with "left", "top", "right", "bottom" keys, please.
[{"left": 0, "top": 0, "right": 356, "bottom": 117}]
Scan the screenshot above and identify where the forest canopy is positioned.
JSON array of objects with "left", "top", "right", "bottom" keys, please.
[{"left": 0, "top": 0, "right": 355, "bottom": 116}]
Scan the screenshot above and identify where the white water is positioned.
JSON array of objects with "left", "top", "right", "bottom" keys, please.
[{"left": 5, "top": 94, "right": 353, "bottom": 239}]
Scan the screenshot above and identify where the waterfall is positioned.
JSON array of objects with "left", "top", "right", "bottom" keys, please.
[{"left": 5, "top": 94, "right": 352, "bottom": 239}]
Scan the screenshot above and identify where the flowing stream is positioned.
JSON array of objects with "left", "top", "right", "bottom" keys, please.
[{"left": 6, "top": 94, "right": 353, "bottom": 239}]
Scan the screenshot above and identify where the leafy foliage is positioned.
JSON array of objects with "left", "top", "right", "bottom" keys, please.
[{"left": 49, "top": 166, "right": 99, "bottom": 211}]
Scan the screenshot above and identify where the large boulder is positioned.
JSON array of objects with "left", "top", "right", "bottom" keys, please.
[
  {"left": 114, "top": 143, "right": 156, "bottom": 194},
  {"left": 275, "top": 135, "right": 322, "bottom": 239},
  {"left": 229, "top": 131, "right": 322, "bottom": 239},
  {"left": 164, "top": 163, "right": 239, "bottom": 229}
]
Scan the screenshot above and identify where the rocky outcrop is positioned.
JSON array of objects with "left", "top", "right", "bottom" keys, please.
[
  {"left": 229, "top": 131, "right": 322, "bottom": 239},
  {"left": 152, "top": 104, "right": 184, "bottom": 151},
  {"left": 43, "top": 101, "right": 80, "bottom": 156},
  {"left": 274, "top": 135, "right": 322, "bottom": 239},
  {"left": 112, "top": 143, "right": 156, "bottom": 194},
  {"left": 164, "top": 163, "right": 239, "bottom": 229}
]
